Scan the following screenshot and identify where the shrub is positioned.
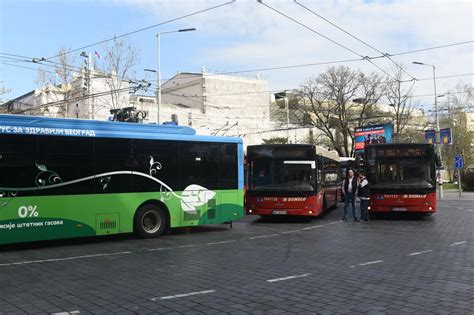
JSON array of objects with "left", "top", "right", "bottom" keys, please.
[{"left": 462, "top": 171, "right": 474, "bottom": 192}]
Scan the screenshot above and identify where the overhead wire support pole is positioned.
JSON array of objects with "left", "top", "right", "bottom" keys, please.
[{"left": 413, "top": 61, "right": 443, "bottom": 199}]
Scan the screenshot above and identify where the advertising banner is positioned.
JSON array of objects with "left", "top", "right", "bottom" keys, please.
[
  {"left": 354, "top": 123, "right": 393, "bottom": 152},
  {"left": 424, "top": 130, "right": 436, "bottom": 144},
  {"left": 440, "top": 128, "right": 452, "bottom": 145}
]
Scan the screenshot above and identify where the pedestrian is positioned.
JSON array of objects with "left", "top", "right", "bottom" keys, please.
[
  {"left": 358, "top": 172, "right": 370, "bottom": 222},
  {"left": 341, "top": 169, "right": 359, "bottom": 221}
]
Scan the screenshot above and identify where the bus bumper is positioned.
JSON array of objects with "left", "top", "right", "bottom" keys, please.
[
  {"left": 246, "top": 208, "right": 320, "bottom": 216},
  {"left": 369, "top": 193, "right": 436, "bottom": 213}
]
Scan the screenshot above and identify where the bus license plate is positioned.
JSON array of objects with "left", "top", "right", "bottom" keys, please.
[
  {"left": 273, "top": 210, "right": 287, "bottom": 215},
  {"left": 392, "top": 207, "right": 407, "bottom": 211}
]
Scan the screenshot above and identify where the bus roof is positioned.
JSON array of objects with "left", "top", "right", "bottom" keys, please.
[
  {"left": 339, "top": 157, "right": 355, "bottom": 162},
  {"left": 247, "top": 144, "right": 340, "bottom": 161},
  {"left": 0, "top": 114, "right": 242, "bottom": 144},
  {"left": 315, "top": 145, "right": 340, "bottom": 161}
]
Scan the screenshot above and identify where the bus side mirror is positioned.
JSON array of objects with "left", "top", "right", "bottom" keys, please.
[{"left": 435, "top": 154, "right": 442, "bottom": 167}]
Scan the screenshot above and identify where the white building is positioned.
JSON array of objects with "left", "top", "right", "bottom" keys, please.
[
  {"left": 2, "top": 69, "right": 130, "bottom": 120},
  {"left": 2, "top": 67, "right": 320, "bottom": 147}
]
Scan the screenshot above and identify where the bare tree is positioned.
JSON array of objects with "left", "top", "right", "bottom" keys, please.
[
  {"left": 0, "top": 81, "right": 11, "bottom": 106},
  {"left": 439, "top": 82, "right": 474, "bottom": 180},
  {"left": 96, "top": 37, "right": 139, "bottom": 111},
  {"left": 35, "top": 47, "right": 77, "bottom": 116},
  {"left": 384, "top": 65, "right": 417, "bottom": 140},
  {"left": 276, "top": 66, "right": 386, "bottom": 157}
]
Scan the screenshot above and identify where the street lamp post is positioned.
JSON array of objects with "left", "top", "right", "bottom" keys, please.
[
  {"left": 147, "top": 28, "right": 196, "bottom": 124},
  {"left": 412, "top": 61, "right": 443, "bottom": 199}
]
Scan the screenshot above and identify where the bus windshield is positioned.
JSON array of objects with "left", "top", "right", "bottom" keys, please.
[
  {"left": 368, "top": 158, "right": 435, "bottom": 189},
  {"left": 250, "top": 159, "right": 315, "bottom": 191}
]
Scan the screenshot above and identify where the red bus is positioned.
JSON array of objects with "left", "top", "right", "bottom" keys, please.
[
  {"left": 365, "top": 143, "right": 439, "bottom": 214},
  {"left": 245, "top": 144, "right": 341, "bottom": 217}
]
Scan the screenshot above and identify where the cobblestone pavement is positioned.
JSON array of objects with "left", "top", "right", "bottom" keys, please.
[{"left": 0, "top": 191, "right": 473, "bottom": 314}]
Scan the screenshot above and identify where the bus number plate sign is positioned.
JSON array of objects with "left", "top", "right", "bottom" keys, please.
[
  {"left": 273, "top": 210, "right": 287, "bottom": 215},
  {"left": 392, "top": 207, "right": 407, "bottom": 212}
]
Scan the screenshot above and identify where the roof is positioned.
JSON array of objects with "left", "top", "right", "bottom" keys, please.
[
  {"left": 1, "top": 90, "right": 35, "bottom": 108},
  {"left": 0, "top": 114, "right": 242, "bottom": 144}
]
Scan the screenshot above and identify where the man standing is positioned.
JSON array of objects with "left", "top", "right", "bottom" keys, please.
[
  {"left": 358, "top": 172, "right": 370, "bottom": 222},
  {"left": 342, "top": 169, "right": 358, "bottom": 221}
]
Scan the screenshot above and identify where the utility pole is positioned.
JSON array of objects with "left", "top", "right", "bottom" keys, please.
[
  {"left": 284, "top": 95, "right": 289, "bottom": 142},
  {"left": 413, "top": 61, "right": 443, "bottom": 199},
  {"left": 156, "top": 32, "right": 161, "bottom": 124},
  {"left": 151, "top": 28, "right": 196, "bottom": 124},
  {"left": 80, "top": 51, "right": 92, "bottom": 119}
]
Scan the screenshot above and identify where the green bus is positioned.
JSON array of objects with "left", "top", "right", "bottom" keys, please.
[{"left": 0, "top": 114, "right": 244, "bottom": 245}]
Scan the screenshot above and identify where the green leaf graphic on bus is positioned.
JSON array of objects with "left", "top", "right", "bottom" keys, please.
[{"left": 180, "top": 185, "right": 216, "bottom": 214}]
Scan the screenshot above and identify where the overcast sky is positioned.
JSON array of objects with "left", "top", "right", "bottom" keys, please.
[{"left": 1, "top": 0, "right": 473, "bottom": 109}]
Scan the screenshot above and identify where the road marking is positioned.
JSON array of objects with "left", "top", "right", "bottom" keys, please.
[
  {"left": 352, "top": 260, "right": 384, "bottom": 267},
  {"left": 468, "top": 210, "right": 474, "bottom": 212},
  {"left": 267, "top": 273, "right": 311, "bottom": 283},
  {"left": 178, "top": 244, "right": 200, "bottom": 248},
  {"left": 302, "top": 225, "right": 323, "bottom": 230},
  {"left": 281, "top": 230, "right": 301, "bottom": 234},
  {"left": 408, "top": 250, "right": 433, "bottom": 256},
  {"left": 0, "top": 251, "right": 131, "bottom": 267},
  {"left": 249, "top": 234, "right": 278, "bottom": 240},
  {"left": 152, "top": 289, "right": 216, "bottom": 301},
  {"left": 206, "top": 240, "right": 236, "bottom": 245},
  {"left": 0, "top": 218, "right": 344, "bottom": 267},
  {"left": 52, "top": 312, "right": 80, "bottom": 315},
  {"left": 449, "top": 241, "right": 467, "bottom": 246},
  {"left": 147, "top": 247, "right": 174, "bottom": 252}
]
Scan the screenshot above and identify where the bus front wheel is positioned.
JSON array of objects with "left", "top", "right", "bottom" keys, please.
[{"left": 134, "top": 204, "right": 167, "bottom": 238}]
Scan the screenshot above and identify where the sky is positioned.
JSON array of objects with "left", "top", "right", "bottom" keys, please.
[{"left": 0, "top": 0, "right": 473, "bottom": 109}]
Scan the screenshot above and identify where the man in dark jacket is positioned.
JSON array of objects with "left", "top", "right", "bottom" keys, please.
[
  {"left": 342, "top": 169, "right": 358, "bottom": 221},
  {"left": 358, "top": 172, "right": 370, "bottom": 222}
]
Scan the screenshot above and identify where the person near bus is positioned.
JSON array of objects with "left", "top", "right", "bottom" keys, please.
[
  {"left": 358, "top": 172, "right": 370, "bottom": 222},
  {"left": 342, "top": 169, "right": 358, "bottom": 221}
]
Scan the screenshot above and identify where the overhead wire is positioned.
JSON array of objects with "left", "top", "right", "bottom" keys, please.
[
  {"left": 256, "top": 0, "right": 397, "bottom": 80},
  {"left": 293, "top": 0, "right": 416, "bottom": 81},
  {"left": 45, "top": 0, "right": 236, "bottom": 60},
  {"left": 2, "top": 40, "right": 472, "bottom": 85}
]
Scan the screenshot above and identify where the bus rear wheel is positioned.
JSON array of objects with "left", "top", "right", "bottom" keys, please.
[{"left": 134, "top": 204, "right": 167, "bottom": 238}]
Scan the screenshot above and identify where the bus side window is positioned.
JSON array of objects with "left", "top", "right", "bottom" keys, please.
[
  {"left": 219, "top": 143, "right": 238, "bottom": 189},
  {"left": 131, "top": 139, "right": 179, "bottom": 192},
  {"left": 0, "top": 135, "right": 38, "bottom": 194},
  {"left": 95, "top": 138, "right": 132, "bottom": 193},
  {"left": 37, "top": 136, "right": 94, "bottom": 195},
  {"left": 180, "top": 142, "right": 219, "bottom": 190}
]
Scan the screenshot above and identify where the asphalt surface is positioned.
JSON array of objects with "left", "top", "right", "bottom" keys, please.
[{"left": 0, "top": 190, "right": 473, "bottom": 314}]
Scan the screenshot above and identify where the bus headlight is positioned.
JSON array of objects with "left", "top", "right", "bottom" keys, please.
[
  {"left": 368, "top": 206, "right": 371, "bottom": 210},
  {"left": 428, "top": 206, "right": 432, "bottom": 211},
  {"left": 248, "top": 209, "right": 253, "bottom": 213}
]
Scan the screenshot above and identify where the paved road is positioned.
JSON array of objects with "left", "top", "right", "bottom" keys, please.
[{"left": 0, "top": 192, "right": 473, "bottom": 314}]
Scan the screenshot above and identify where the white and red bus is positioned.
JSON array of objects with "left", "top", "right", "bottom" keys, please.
[
  {"left": 245, "top": 144, "right": 341, "bottom": 217},
  {"left": 365, "top": 143, "right": 439, "bottom": 214}
]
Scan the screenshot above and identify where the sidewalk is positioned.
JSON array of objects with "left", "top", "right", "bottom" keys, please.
[{"left": 439, "top": 189, "right": 474, "bottom": 201}]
